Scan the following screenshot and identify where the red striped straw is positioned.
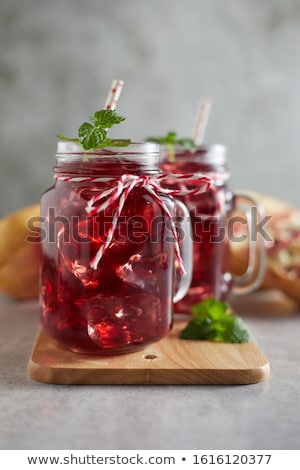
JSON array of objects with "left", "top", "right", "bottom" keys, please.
[
  {"left": 192, "top": 97, "right": 212, "bottom": 146},
  {"left": 104, "top": 79, "right": 124, "bottom": 110}
]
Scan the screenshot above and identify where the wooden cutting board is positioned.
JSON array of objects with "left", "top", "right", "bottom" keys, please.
[{"left": 28, "top": 322, "right": 270, "bottom": 385}]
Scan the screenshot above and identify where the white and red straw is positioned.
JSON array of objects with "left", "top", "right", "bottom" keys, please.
[
  {"left": 192, "top": 97, "right": 212, "bottom": 146},
  {"left": 104, "top": 79, "right": 124, "bottom": 110}
]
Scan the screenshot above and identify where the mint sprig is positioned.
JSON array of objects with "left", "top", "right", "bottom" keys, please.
[
  {"left": 147, "top": 131, "right": 197, "bottom": 162},
  {"left": 57, "top": 109, "right": 131, "bottom": 151},
  {"left": 180, "top": 297, "right": 252, "bottom": 343}
]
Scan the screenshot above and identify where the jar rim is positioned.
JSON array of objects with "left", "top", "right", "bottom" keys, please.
[
  {"left": 159, "top": 143, "right": 227, "bottom": 165},
  {"left": 56, "top": 141, "right": 160, "bottom": 157}
]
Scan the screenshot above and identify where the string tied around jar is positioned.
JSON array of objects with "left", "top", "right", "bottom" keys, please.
[{"left": 81, "top": 173, "right": 213, "bottom": 273}]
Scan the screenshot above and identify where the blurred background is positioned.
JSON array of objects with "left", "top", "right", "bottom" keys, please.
[{"left": 1, "top": 0, "right": 300, "bottom": 217}]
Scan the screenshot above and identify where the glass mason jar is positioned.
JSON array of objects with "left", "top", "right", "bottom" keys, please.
[
  {"left": 159, "top": 144, "right": 266, "bottom": 314},
  {"left": 40, "top": 142, "right": 194, "bottom": 354}
]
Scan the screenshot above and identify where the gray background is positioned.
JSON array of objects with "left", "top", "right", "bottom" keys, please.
[{"left": 1, "top": 0, "right": 300, "bottom": 216}]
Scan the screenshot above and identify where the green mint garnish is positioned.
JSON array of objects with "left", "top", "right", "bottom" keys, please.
[
  {"left": 177, "top": 138, "right": 198, "bottom": 152},
  {"left": 89, "top": 109, "right": 126, "bottom": 128},
  {"left": 147, "top": 131, "right": 197, "bottom": 162},
  {"left": 180, "top": 297, "right": 252, "bottom": 343},
  {"left": 57, "top": 109, "right": 131, "bottom": 151}
]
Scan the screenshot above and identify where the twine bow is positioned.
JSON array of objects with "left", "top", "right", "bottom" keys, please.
[{"left": 83, "top": 173, "right": 212, "bottom": 273}]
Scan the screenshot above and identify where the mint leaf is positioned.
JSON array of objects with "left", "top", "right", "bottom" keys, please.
[
  {"left": 164, "top": 131, "right": 177, "bottom": 143},
  {"left": 147, "top": 131, "right": 178, "bottom": 145},
  {"left": 103, "top": 138, "right": 131, "bottom": 147},
  {"left": 57, "top": 109, "right": 131, "bottom": 151},
  {"left": 56, "top": 134, "right": 79, "bottom": 143},
  {"left": 147, "top": 131, "right": 197, "bottom": 161},
  {"left": 220, "top": 315, "right": 251, "bottom": 343},
  {"left": 180, "top": 297, "right": 252, "bottom": 343},
  {"left": 177, "top": 138, "right": 197, "bottom": 152},
  {"left": 78, "top": 123, "right": 107, "bottom": 150},
  {"left": 180, "top": 316, "right": 213, "bottom": 340},
  {"left": 90, "top": 109, "right": 126, "bottom": 128},
  {"left": 191, "top": 296, "right": 226, "bottom": 318}
]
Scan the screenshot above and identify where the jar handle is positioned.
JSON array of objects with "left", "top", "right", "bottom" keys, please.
[
  {"left": 172, "top": 199, "right": 193, "bottom": 303},
  {"left": 231, "top": 194, "right": 266, "bottom": 295}
]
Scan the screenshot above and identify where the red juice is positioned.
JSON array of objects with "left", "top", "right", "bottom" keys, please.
[
  {"left": 160, "top": 145, "right": 234, "bottom": 314},
  {"left": 40, "top": 143, "right": 179, "bottom": 354}
]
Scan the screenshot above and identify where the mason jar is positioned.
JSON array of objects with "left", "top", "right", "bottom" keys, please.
[
  {"left": 40, "top": 142, "right": 195, "bottom": 354},
  {"left": 159, "top": 144, "right": 266, "bottom": 314}
]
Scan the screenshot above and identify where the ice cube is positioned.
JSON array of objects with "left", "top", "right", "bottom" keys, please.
[
  {"left": 71, "top": 260, "right": 100, "bottom": 288},
  {"left": 57, "top": 264, "right": 87, "bottom": 301},
  {"left": 116, "top": 252, "right": 168, "bottom": 294},
  {"left": 86, "top": 294, "right": 161, "bottom": 348},
  {"left": 57, "top": 216, "right": 142, "bottom": 288},
  {"left": 57, "top": 222, "right": 103, "bottom": 288}
]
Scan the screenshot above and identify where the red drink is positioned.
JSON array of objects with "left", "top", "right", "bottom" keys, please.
[
  {"left": 160, "top": 145, "right": 234, "bottom": 313},
  {"left": 40, "top": 143, "right": 189, "bottom": 354}
]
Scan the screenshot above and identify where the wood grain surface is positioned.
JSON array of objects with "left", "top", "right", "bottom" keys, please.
[{"left": 28, "top": 322, "right": 270, "bottom": 385}]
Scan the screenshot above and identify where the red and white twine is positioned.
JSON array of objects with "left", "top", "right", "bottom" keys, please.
[{"left": 57, "top": 173, "right": 213, "bottom": 273}]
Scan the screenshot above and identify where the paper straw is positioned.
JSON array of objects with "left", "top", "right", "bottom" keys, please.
[
  {"left": 192, "top": 97, "right": 212, "bottom": 146},
  {"left": 104, "top": 79, "right": 124, "bottom": 110}
]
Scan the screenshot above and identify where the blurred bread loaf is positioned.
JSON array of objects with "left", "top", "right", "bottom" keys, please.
[
  {"left": 0, "top": 204, "right": 41, "bottom": 299},
  {"left": 230, "top": 190, "right": 300, "bottom": 304}
]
